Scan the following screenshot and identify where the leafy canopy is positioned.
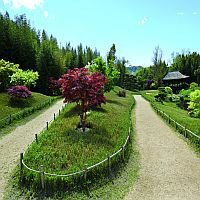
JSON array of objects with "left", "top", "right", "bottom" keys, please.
[
  {"left": 0, "top": 59, "right": 19, "bottom": 91},
  {"left": 59, "top": 68, "right": 107, "bottom": 129},
  {"left": 60, "top": 68, "right": 106, "bottom": 108},
  {"left": 10, "top": 69, "right": 39, "bottom": 88}
]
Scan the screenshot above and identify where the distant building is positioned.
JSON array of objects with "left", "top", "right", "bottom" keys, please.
[{"left": 163, "top": 71, "right": 190, "bottom": 92}]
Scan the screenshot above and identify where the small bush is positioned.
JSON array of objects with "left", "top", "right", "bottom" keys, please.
[
  {"left": 165, "top": 86, "right": 173, "bottom": 94},
  {"left": 188, "top": 90, "right": 200, "bottom": 118},
  {"left": 190, "top": 82, "right": 198, "bottom": 91},
  {"left": 7, "top": 85, "right": 32, "bottom": 99}
]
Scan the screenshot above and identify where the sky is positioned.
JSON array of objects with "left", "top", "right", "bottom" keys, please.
[{"left": 1, "top": 0, "right": 200, "bottom": 66}]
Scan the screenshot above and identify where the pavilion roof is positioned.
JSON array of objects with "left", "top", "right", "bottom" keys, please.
[{"left": 163, "top": 71, "right": 189, "bottom": 81}]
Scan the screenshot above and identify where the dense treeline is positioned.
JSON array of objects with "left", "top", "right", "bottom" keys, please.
[
  {"left": 170, "top": 52, "right": 200, "bottom": 84},
  {"left": 0, "top": 12, "right": 100, "bottom": 94}
]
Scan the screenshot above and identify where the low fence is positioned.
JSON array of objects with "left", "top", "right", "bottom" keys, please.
[
  {"left": 0, "top": 97, "right": 59, "bottom": 128},
  {"left": 145, "top": 97, "right": 200, "bottom": 146},
  {"left": 19, "top": 104, "right": 133, "bottom": 193}
]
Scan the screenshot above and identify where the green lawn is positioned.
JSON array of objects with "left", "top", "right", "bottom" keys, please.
[
  {"left": 13, "top": 87, "right": 135, "bottom": 198},
  {"left": 0, "top": 92, "right": 51, "bottom": 119},
  {"left": 141, "top": 91, "right": 200, "bottom": 136}
]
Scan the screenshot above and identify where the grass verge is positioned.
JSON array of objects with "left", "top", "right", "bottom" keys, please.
[{"left": 6, "top": 87, "right": 139, "bottom": 199}]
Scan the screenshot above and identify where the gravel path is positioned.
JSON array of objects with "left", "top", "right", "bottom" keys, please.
[
  {"left": 0, "top": 99, "right": 64, "bottom": 200},
  {"left": 125, "top": 95, "right": 200, "bottom": 200}
]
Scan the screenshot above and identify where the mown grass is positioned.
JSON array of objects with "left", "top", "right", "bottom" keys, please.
[
  {"left": 10, "top": 87, "right": 135, "bottom": 198},
  {"left": 0, "top": 92, "right": 51, "bottom": 119},
  {"left": 141, "top": 91, "right": 200, "bottom": 136}
]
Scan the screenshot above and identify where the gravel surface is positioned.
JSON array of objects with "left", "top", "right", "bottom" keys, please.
[
  {"left": 0, "top": 99, "right": 64, "bottom": 200},
  {"left": 125, "top": 95, "right": 200, "bottom": 200}
]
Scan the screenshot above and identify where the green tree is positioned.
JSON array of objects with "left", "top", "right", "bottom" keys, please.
[
  {"left": 107, "top": 43, "right": 116, "bottom": 63},
  {"left": 151, "top": 46, "right": 168, "bottom": 87},
  {"left": 10, "top": 69, "right": 39, "bottom": 88},
  {"left": 0, "top": 59, "right": 19, "bottom": 91}
]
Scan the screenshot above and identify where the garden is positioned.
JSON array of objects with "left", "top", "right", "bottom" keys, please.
[{"left": 0, "top": 63, "right": 135, "bottom": 199}]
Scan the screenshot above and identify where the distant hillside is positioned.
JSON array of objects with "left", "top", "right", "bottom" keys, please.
[{"left": 126, "top": 66, "right": 143, "bottom": 75}]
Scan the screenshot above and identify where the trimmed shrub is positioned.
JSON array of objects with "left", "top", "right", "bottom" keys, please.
[{"left": 8, "top": 85, "right": 32, "bottom": 99}]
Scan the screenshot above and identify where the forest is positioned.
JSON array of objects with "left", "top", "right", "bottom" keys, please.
[{"left": 0, "top": 12, "right": 101, "bottom": 94}]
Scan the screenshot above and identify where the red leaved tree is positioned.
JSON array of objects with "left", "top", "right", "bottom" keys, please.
[{"left": 59, "top": 68, "right": 107, "bottom": 131}]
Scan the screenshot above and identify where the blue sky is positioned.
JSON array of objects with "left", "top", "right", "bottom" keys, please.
[{"left": 1, "top": 0, "right": 200, "bottom": 66}]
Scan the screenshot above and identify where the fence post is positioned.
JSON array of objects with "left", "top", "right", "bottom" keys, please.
[
  {"left": 46, "top": 122, "right": 48, "bottom": 130},
  {"left": 40, "top": 165, "right": 45, "bottom": 192},
  {"left": 107, "top": 155, "right": 111, "bottom": 177},
  {"left": 35, "top": 134, "right": 38, "bottom": 143},
  {"left": 59, "top": 109, "right": 61, "bottom": 116},
  {"left": 184, "top": 127, "right": 187, "bottom": 138},
  {"left": 122, "top": 145, "right": 125, "bottom": 161},
  {"left": 20, "top": 153, "right": 23, "bottom": 186},
  {"left": 128, "top": 128, "right": 131, "bottom": 143},
  {"left": 9, "top": 114, "right": 12, "bottom": 124},
  {"left": 84, "top": 164, "right": 88, "bottom": 190},
  {"left": 54, "top": 113, "right": 56, "bottom": 120}
]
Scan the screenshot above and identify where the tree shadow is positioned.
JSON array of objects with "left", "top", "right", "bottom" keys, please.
[
  {"left": 64, "top": 125, "right": 114, "bottom": 148},
  {"left": 64, "top": 105, "right": 80, "bottom": 118},
  {"left": 106, "top": 99, "right": 123, "bottom": 106},
  {"left": 8, "top": 98, "right": 32, "bottom": 108},
  {"left": 91, "top": 107, "right": 107, "bottom": 113}
]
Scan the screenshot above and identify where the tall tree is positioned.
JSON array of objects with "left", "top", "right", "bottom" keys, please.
[
  {"left": 107, "top": 43, "right": 116, "bottom": 63},
  {"left": 151, "top": 46, "right": 168, "bottom": 86}
]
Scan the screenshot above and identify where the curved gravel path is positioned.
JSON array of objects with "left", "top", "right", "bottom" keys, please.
[
  {"left": 0, "top": 99, "right": 64, "bottom": 200},
  {"left": 125, "top": 95, "right": 200, "bottom": 200}
]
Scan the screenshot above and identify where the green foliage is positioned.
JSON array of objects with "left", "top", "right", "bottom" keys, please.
[
  {"left": 106, "top": 60, "right": 120, "bottom": 90},
  {"left": 14, "top": 87, "right": 134, "bottom": 197},
  {"left": 190, "top": 82, "right": 198, "bottom": 91},
  {"left": 88, "top": 57, "right": 120, "bottom": 92},
  {"left": 10, "top": 69, "right": 39, "bottom": 88},
  {"left": 0, "top": 59, "right": 19, "bottom": 91},
  {"left": 155, "top": 87, "right": 167, "bottom": 102},
  {"left": 188, "top": 90, "right": 200, "bottom": 118},
  {"left": 107, "top": 43, "right": 116, "bottom": 63},
  {"left": 136, "top": 67, "right": 152, "bottom": 90},
  {"left": 165, "top": 86, "right": 173, "bottom": 94},
  {"left": 89, "top": 56, "right": 107, "bottom": 75}
]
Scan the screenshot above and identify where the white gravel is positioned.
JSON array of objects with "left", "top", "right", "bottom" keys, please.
[
  {"left": 125, "top": 95, "right": 200, "bottom": 200},
  {"left": 0, "top": 99, "right": 64, "bottom": 200}
]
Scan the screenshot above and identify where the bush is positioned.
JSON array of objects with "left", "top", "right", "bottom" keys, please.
[
  {"left": 155, "top": 87, "right": 167, "bottom": 103},
  {"left": 188, "top": 90, "right": 200, "bottom": 118},
  {"left": 165, "top": 86, "right": 173, "bottom": 94},
  {"left": 190, "top": 82, "right": 198, "bottom": 91},
  {"left": 8, "top": 86, "right": 32, "bottom": 99}
]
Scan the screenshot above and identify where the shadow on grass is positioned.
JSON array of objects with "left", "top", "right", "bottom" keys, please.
[
  {"left": 64, "top": 105, "right": 80, "bottom": 118},
  {"left": 63, "top": 126, "right": 114, "bottom": 148},
  {"left": 106, "top": 99, "right": 123, "bottom": 106},
  {"left": 91, "top": 106, "right": 107, "bottom": 113},
  {"left": 8, "top": 98, "right": 33, "bottom": 108}
]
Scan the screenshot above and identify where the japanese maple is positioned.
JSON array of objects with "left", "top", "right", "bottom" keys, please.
[{"left": 59, "top": 68, "right": 107, "bottom": 131}]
